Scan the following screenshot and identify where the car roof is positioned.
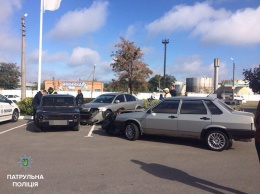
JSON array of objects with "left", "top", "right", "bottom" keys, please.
[
  {"left": 164, "top": 96, "right": 217, "bottom": 101},
  {"left": 43, "top": 94, "right": 75, "bottom": 98},
  {"left": 99, "top": 93, "right": 132, "bottom": 95}
]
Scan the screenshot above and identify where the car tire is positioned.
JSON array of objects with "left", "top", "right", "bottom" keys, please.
[
  {"left": 205, "top": 130, "right": 228, "bottom": 151},
  {"left": 226, "top": 139, "right": 233, "bottom": 150},
  {"left": 11, "top": 109, "right": 19, "bottom": 122},
  {"left": 125, "top": 122, "right": 139, "bottom": 141},
  {"left": 72, "top": 124, "right": 80, "bottom": 131}
]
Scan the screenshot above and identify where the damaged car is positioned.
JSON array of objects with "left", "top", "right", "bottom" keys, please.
[{"left": 80, "top": 93, "right": 144, "bottom": 125}]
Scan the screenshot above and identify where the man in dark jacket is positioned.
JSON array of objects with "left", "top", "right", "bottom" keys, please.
[
  {"left": 32, "top": 90, "right": 47, "bottom": 122},
  {"left": 76, "top": 89, "right": 84, "bottom": 105},
  {"left": 254, "top": 101, "right": 260, "bottom": 163},
  {"left": 170, "top": 85, "right": 177, "bottom": 97}
]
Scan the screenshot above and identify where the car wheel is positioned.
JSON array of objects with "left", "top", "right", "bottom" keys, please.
[
  {"left": 205, "top": 130, "right": 228, "bottom": 151},
  {"left": 125, "top": 122, "right": 139, "bottom": 141},
  {"left": 72, "top": 124, "right": 80, "bottom": 131},
  {"left": 226, "top": 139, "right": 233, "bottom": 150},
  {"left": 11, "top": 109, "right": 19, "bottom": 122}
]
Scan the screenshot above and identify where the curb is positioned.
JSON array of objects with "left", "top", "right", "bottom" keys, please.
[{"left": 19, "top": 116, "right": 33, "bottom": 120}]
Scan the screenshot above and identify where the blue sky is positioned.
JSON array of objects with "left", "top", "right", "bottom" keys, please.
[{"left": 0, "top": 0, "right": 260, "bottom": 84}]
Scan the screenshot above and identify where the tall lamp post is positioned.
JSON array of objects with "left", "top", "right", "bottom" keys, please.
[
  {"left": 21, "top": 13, "right": 28, "bottom": 100},
  {"left": 91, "top": 64, "right": 96, "bottom": 99},
  {"left": 230, "top": 58, "right": 235, "bottom": 101},
  {"left": 162, "top": 39, "right": 169, "bottom": 88}
]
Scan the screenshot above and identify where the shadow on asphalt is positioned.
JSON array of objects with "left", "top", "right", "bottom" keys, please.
[{"left": 131, "top": 160, "right": 246, "bottom": 194}]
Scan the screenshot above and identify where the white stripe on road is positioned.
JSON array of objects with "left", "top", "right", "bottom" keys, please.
[
  {"left": 84, "top": 125, "right": 95, "bottom": 137},
  {"left": 0, "top": 121, "right": 33, "bottom": 135}
]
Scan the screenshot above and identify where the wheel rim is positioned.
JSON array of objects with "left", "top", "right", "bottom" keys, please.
[
  {"left": 208, "top": 132, "right": 226, "bottom": 150},
  {"left": 125, "top": 124, "right": 135, "bottom": 139}
]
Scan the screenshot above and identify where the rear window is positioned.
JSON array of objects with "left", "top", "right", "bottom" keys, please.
[
  {"left": 180, "top": 100, "right": 207, "bottom": 114},
  {"left": 125, "top": 94, "right": 136, "bottom": 102},
  {"left": 204, "top": 100, "right": 223, "bottom": 115},
  {"left": 42, "top": 97, "right": 75, "bottom": 106}
]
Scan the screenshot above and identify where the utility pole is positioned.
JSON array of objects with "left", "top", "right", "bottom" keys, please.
[
  {"left": 91, "top": 64, "right": 96, "bottom": 99},
  {"left": 21, "top": 13, "right": 28, "bottom": 100},
  {"left": 162, "top": 39, "right": 169, "bottom": 88}
]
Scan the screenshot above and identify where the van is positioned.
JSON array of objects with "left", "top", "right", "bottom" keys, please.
[{"left": 0, "top": 94, "right": 20, "bottom": 123}]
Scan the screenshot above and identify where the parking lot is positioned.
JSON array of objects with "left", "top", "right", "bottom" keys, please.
[{"left": 0, "top": 119, "right": 259, "bottom": 194}]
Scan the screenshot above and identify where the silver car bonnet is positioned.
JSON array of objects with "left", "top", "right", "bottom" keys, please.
[{"left": 81, "top": 102, "right": 111, "bottom": 109}]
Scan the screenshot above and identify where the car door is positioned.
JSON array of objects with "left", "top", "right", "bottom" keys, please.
[
  {"left": 0, "top": 95, "right": 12, "bottom": 122},
  {"left": 177, "top": 100, "right": 211, "bottom": 138},
  {"left": 124, "top": 94, "right": 137, "bottom": 110},
  {"left": 143, "top": 100, "right": 180, "bottom": 136}
]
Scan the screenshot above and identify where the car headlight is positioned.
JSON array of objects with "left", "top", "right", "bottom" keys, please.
[
  {"left": 38, "top": 115, "right": 44, "bottom": 120},
  {"left": 98, "top": 107, "right": 107, "bottom": 111}
]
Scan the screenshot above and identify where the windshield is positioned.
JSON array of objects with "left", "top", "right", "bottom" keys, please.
[
  {"left": 215, "top": 98, "right": 234, "bottom": 112},
  {"left": 93, "top": 95, "right": 116, "bottom": 103},
  {"left": 42, "top": 97, "right": 75, "bottom": 107}
]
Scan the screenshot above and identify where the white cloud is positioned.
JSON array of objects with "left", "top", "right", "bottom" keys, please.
[
  {"left": 0, "top": 0, "right": 22, "bottom": 57},
  {"left": 146, "top": 2, "right": 260, "bottom": 45},
  {"left": 68, "top": 47, "right": 100, "bottom": 66},
  {"left": 47, "top": 1, "right": 109, "bottom": 39},
  {"left": 163, "top": 55, "right": 228, "bottom": 82},
  {"left": 0, "top": 0, "right": 21, "bottom": 24}
]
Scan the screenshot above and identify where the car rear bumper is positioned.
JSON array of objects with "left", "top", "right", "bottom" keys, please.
[{"left": 228, "top": 129, "right": 255, "bottom": 141}]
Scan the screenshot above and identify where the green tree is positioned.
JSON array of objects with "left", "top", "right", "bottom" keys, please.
[
  {"left": 148, "top": 74, "right": 177, "bottom": 92},
  {"left": 0, "top": 62, "right": 21, "bottom": 89},
  {"left": 243, "top": 65, "right": 260, "bottom": 93},
  {"left": 110, "top": 37, "right": 153, "bottom": 94}
]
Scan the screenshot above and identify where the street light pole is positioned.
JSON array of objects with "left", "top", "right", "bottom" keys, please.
[
  {"left": 91, "top": 64, "right": 96, "bottom": 99},
  {"left": 21, "top": 13, "right": 28, "bottom": 100},
  {"left": 162, "top": 39, "right": 169, "bottom": 88},
  {"left": 231, "top": 58, "right": 235, "bottom": 101}
]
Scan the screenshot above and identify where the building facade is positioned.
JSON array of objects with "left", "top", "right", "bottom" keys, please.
[{"left": 44, "top": 80, "right": 104, "bottom": 92}]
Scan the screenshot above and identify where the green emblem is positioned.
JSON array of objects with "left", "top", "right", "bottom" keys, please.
[{"left": 18, "top": 155, "right": 33, "bottom": 170}]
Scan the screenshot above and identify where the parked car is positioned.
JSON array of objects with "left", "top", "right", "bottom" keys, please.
[
  {"left": 114, "top": 96, "right": 255, "bottom": 151},
  {"left": 0, "top": 94, "right": 20, "bottom": 123},
  {"left": 4, "top": 95, "right": 21, "bottom": 102},
  {"left": 35, "top": 94, "right": 80, "bottom": 131},
  {"left": 80, "top": 93, "right": 144, "bottom": 125}
]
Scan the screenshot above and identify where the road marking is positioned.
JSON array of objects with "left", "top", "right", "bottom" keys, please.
[
  {"left": 84, "top": 125, "right": 95, "bottom": 137},
  {"left": 0, "top": 121, "right": 33, "bottom": 135}
]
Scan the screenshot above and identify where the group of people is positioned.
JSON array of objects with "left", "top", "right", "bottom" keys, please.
[{"left": 159, "top": 85, "right": 177, "bottom": 99}]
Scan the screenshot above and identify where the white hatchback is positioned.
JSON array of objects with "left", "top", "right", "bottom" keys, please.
[{"left": 0, "top": 94, "right": 20, "bottom": 123}]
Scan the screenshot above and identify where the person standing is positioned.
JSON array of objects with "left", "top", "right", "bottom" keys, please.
[
  {"left": 32, "top": 90, "right": 47, "bottom": 122},
  {"left": 47, "top": 87, "right": 57, "bottom": 94},
  {"left": 76, "top": 89, "right": 84, "bottom": 105},
  {"left": 254, "top": 101, "right": 260, "bottom": 163},
  {"left": 163, "top": 88, "right": 171, "bottom": 98},
  {"left": 170, "top": 85, "right": 177, "bottom": 97}
]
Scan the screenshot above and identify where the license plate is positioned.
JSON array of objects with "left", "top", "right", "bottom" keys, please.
[{"left": 49, "top": 120, "right": 68, "bottom": 125}]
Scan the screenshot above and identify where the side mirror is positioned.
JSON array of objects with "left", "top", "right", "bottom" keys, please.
[
  {"left": 114, "top": 100, "right": 120, "bottom": 104},
  {"left": 7, "top": 99, "right": 13, "bottom": 104}
]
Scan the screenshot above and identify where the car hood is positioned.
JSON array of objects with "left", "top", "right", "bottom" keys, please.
[{"left": 81, "top": 102, "right": 111, "bottom": 109}]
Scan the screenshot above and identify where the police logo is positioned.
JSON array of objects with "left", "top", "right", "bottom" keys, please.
[{"left": 18, "top": 155, "right": 33, "bottom": 170}]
